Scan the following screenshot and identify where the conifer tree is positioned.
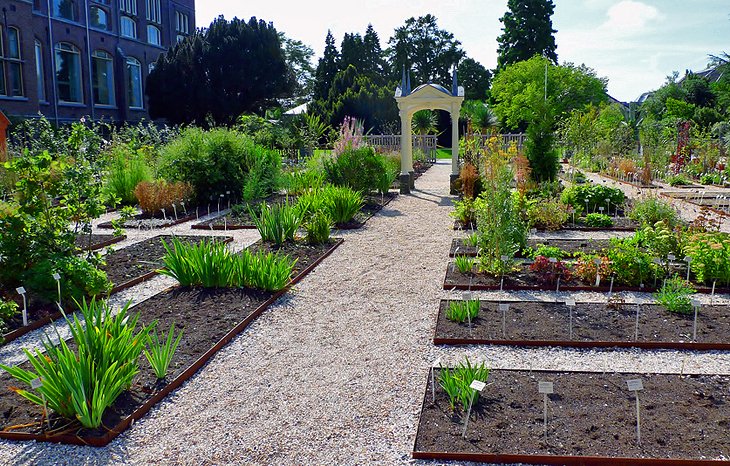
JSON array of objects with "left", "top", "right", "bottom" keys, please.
[
  {"left": 497, "top": 0, "right": 558, "bottom": 70},
  {"left": 313, "top": 30, "right": 341, "bottom": 101}
]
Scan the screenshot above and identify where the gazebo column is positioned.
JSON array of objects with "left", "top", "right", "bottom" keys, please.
[
  {"left": 399, "top": 110, "right": 413, "bottom": 194},
  {"left": 449, "top": 107, "right": 460, "bottom": 194}
]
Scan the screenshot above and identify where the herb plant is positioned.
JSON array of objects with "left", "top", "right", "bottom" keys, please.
[
  {"left": 526, "top": 198, "right": 570, "bottom": 230},
  {"left": 439, "top": 358, "right": 490, "bottom": 411},
  {"left": 454, "top": 255, "right": 474, "bottom": 274},
  {"left": 629, "top": 197, "right": 680, "bottom": 229},
  {"left": 446, "top": 299, "right": 480, "bottom": 323},
  {"left": 144, "top": 323, "right": 183, "bottom": 379},
  {"left": 654, "top": 275, "right": 696, "bottom": 314},
  {"left": 584, "top": 213, "right": 613, "bottom": 227}
]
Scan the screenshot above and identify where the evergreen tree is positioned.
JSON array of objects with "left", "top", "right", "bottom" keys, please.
[
  {"left": 362, "top": 24, "right": 386, "bottom": 81},
  {"left": 497, "top": 0, "right": 558, "bottom": 70},
  {"left": 457, "top": 58, "right": 491, "bottom": 100},
  {"left": 341, "top": 33, "right": 367, "bottom": 73},
  {"left": 313, "top": 30, "right": 341, "bottom": 101}
]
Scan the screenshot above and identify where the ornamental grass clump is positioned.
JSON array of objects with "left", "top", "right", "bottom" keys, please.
[
  {"left": 446, "top": 299, "right": 480, "bottom": 323},
  {"left": 454, "top": 255, "right": 474, "bottom": 274},
  {"left": 144, "top": 323, "right": 183, "bottom": 379},
  {"left": 439, "top": 357, "right": 490, "bottom": 411},
  {"left": 321, "top": 185, "right": 363, "bottom": 225},
  {"left": 249, "top": 201, "right": 302, "bottom": 246},
  {"left": 0, "top": 298, "right": 153, "bottom": 429},
  {"left": 305, "top": 211, "right": 332, "bottom": 245}
]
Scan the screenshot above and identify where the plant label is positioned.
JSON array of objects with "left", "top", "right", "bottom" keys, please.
[
  {"left": 16, "top": 287, "right": 25, "bottom": 295},
  {"left": 548, "top": 257, "right": 557, "bottom": 263},
  {"left": 538, "top": 381, "right": 554, "bottom": 394},
  {"left": 463, "top": 292, "right": 473, "bottom": 302},
  {"left": 530, "top": 228, "right": 537, "bottom": 235},
  {"left": 691, "top": 299, "right": 701, "bottom": 308},
  {"left": 627, "top": 379, "right": 643, "bottom": 391},
  {"left": 499, "top": 303, "right": 510, "bottom": 312},
  {"left": 565, "top": 299, "right": 576, "bottom": 307},
  {"left": 684, "top": 256, "right": 692, "bottom": 263},
  {"left": 500, "top": 255, "right": 509, "bottom": 262},
  {"left": 432, "top": 357, "right": 441, "bottom": 368},
  {"left": 470, "top": 380, "right": 486, "bottom": 392},
  {"left": 667, "top": 254, "right": 676, "bottom": 261},
  {"left": 52, "top": 273, "right": 60, "bottom": 281},
  {"left": 30, "top": 377, "right": 43, "bottom": 389},
  {"left": 593, "top": 258, "right": 602, "bottom": 265}
]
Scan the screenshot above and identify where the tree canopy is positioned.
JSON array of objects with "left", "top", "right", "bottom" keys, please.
[
  {"left": 313, "top": 30, "right": 341, "bottom": 101},
  {"left": 457, "top": 58, "right": 491, "bottom": 100},
  {"left": 497, "top": 0, "right": 558, "bottom": 70},
  {"left": 147, "top": 16, "right": 295, "bottom": 125}
]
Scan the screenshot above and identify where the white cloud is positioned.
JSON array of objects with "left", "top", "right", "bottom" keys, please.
[{"left": 599, "top": 1, "right": 662, "bottom": 34}]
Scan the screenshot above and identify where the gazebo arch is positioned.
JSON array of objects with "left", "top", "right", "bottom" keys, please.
[{"left": 395, "top": 68, "right": 464, "bottom": 194}]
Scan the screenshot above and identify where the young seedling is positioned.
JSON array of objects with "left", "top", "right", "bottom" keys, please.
[
  {"left": 626, "top": 379, "right": 644, "bottom": 445},
  {"left": 462, "top": 380, "right": 486, "bottom": 438},
  {"left": 538, "top": 381, "right": 554, "bottom": 440},
  {"left": 16, "top": 287, "right": 27, "bottom": 326}
]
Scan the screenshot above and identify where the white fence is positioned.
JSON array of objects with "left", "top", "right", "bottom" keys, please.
[
  {"left": 364, "top": 134, "right": 438, "bottom": 162},
  {"left": 469, "top": 133, "right": 527, "bottom": 152}
]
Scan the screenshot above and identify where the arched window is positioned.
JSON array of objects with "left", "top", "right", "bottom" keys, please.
[
  {"left": 92, "top": 50, "right": 114, "bottom": 105},
  {"left": 126, "top": 57, "right": 143, "bottom": 109},
  {"left": 35, "top": 40, "right": 46, "bottom": 101},
  {"left": 53, "top": 0, "right": 76, "bottom": 21},
  {"left": 147, "top": 25, "right": 161, "bottom": 46},
  {"left": 121, "top": 16, "right": 136, "bottom": 39},
  {"left": 55, "top": 42, "right": 82, "bottom": 103},
  {"left": 89, "top": 6, "right": 109, "bottom": 30}
]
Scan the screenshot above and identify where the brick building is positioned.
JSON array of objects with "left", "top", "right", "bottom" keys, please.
[{"left": 0, "top": 0, "right": 195, "bottom": 123}]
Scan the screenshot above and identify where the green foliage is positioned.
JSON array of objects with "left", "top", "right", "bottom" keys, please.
[
  {"left": 249, "top": 201, "right": 302, "bottom": 246},
  {"left": 654, "top": 276, "right": 696, "bottom": 314},
  {"left": 684, "top": 232, "right": 730, "bottom": 285},
  {"left": 526, "top": 198, "right": 569, "bottom": 230},
  {"left": 560, "top": 184, "right": 624, "bottom": 213},
  {"left": 465, "top": 233, "right": 480, "bottom": 247},
  {"left": 313, "top": 30, "right": 341, "bottom": 101},
  {"left": 637, "top": 221, "right": 680, "bottom": 272},
  {"left": 305, "top": 211, "right": 332, "bottom": 245},
  {"left": 527, "top": 244, "right": 565, "bottom": 260},
  {"left": 450, "top": 198, "right": 475, "bottom": 226},
  {"left": 323, "top": 145, "right": 387, "bottom": 194},
  {"left": 147, "top": 17, "right": 295, "bottom": 125},
  {"left": 281, "top": 169, "right": 326, "bottom": 196},
  {"left": 439, "top": 358, "right": 490, "bottom": 411},
  {"left": 103, "top": 144, "right": 154, "bottom": 206},
  {"left": 629, "top": 197, "right": 680, "bottom": 229},
  {"left": 454, "top": 255, "right": 474, "bottom": 274},
  {"left": 461, "top": 101, "right": 498, "bottom": 134},
  {"left": 606, "top": 238, "right": 654, "bottom": 286},
  {"left": 412, "top": 110, "right": 438, "bottom": 135},
  {"left": 666, "top": 173, "right": 691, "bottom": 186},
  {"left": 378, "top": 153, "right": 400, "bottom": 195},
  {"left": 584, "top": 213, "right": 613, "bottom": 228},
  {"left": 144, "top": 323, "right": 183, "bottom": 379},
  {"left": 0, "top": 299, "right": 152, "bottom": 429},
  {"left": 22, "top": 255, "right": 111, "bottom": 306},
  {"left": 0, "top": 298, "right": 18, "bottom": 335},
  {"left": 159, "top": 127, "right": 281, "bottom": 203},
  {"left": 497, "top": 0, "right": 557, "bottom": 69},
  {"left": 446, "top": 299, "right": 480, "bottom": 323},
  {"left": 321, "top": 185, "right": 364, "bottom": 225},
  {"left": 160, "top": 238, "right": 295, "bottom": 291},
  {"left": 458, "top": 59, "right": 492, "bottom": 101},
  {"left": 237, "top": 115, "right": 294, "bottom": 151}
]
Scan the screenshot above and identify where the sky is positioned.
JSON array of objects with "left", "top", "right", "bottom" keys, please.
[{"left": 196, "top": 0, "right": 730, "bottom": 103}]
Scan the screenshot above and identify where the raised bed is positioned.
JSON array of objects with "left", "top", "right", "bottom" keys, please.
[
  {"left": 434, "top": 299, "right": 730, "bottom": 350},
  {"left": 97, "top": 205, "right": 221, "bottom": 230},
  {"left": 0, "top": 239, "right": 343, "bottom": 446},
  {"left": 74, "top": 234, "right": 126, "bottom": 251},
  {"left": 449, "top": 238, "right": 611, "bottom": 258},
  {"left": 453, "top": 217, "right": 638, "bottom": 232},
  {"left": 414, "top": 368, "right": 730, "bottom": 464}
]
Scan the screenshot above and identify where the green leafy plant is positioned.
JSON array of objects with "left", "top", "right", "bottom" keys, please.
[
  {"left": 654, "top": 275, "right": 696, "bottom": 314},
  {"left": 527, "top": 244, "right": 566, "bottom": 260},
  {"left": 606, "top": 238, "right": 654, "bottom": 286},
  {"left": 666, "top": 174, "right": 691, "bottom": 186},
  {"left": 323, "top": 145, "right": 388, "bottom": 194},
  {"left": 249, "top": 201, "right": 302, "bottom": 246},
  {"left": 439, "top": 358, "right": 490, "bottom": 411},
  {"left": 465, "top": 233, "right": 480, "bottom": 248},
  {"left": 104, "top": 144, "right": 154, "bottom": 205},
  {"left": 446, "top": 299, "right": 480, "bottom": 323},
  {"left": 584, "top": 213, "right": 613, "bottom": 227},
  {"left": 684, "top": 232, "right": 730, "bottom": 285},
  {"left": 529, "top": 255, "right": 572, "bottom": 285},
  {"left": 305, "top": 211, "right": 332, "bottom": 245},
  {"left": 526, "top": 198, "right": 570, "bottom": 230},
  {"left": 22, "top": 255, "right": 112, "bottom": 306},
  {"left": 451, "top": 198, "right": 476, "bottom": 227},
  {"left": 321, "top": 185, "right": 363, "bottom": 225},
  {"left": 560, "top": 184, "right": 625, "bottom": 213},
  {"left": 0, "top": 298, "right": 18, "bottom": 335},
  {"left": 144, "top": 323, "right": 183, "bottom": 379},
  {"left": 629, "top": 197, "right": 680, "bottom": 228},
  {"left": 454, "top": 255, "right": 474, "bottom": 274},
  {"left": 0, "top": 298, "right": 153, "bottom": 429}
]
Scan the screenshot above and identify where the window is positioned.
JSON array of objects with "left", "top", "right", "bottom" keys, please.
[
  {"left": 89, "top": 6, "right": 109, "bottom": 29},
  {"left": 175, "top": 11, "right": 189, "bottom": 34},
  {"left": 35, "top": 40, "right": 45, "bottom": 101},
  {"left": 126, "top": 57, "right": 142, "bottom": 108},
  {"left": 53, "top": 0, "right": 77, "bottom": 21},
  {"left": 0, "top": 28, "right": 5, "bottom": 95},
  {"left": 119, "top": 0, "right": 136, "bottom": 15},
  {"left": 0, "top": 27, "right": 24, "bottom": 97},
  {"left": 146, "top": 0, "right": 161, "bottom": 23},
  {"left": 92, "top": 50, "right": 114, "bottom": 105},
  {"left": 121, "top": 16, "right": 136, "bottom": 38},
  {"left": 55, "top": 42, "right": 82, "bottom": 103},
  {"left": 147, "top": 25, "right": 161, "bottom": 46}
]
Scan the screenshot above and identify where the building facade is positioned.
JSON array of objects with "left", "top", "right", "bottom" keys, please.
[{"left": 0, "top": 0, "right": 195, "bottom": 123}]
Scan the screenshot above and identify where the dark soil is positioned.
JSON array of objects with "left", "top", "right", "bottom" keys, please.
[
  {"left": 102, "top": 235, "right": 231, "bottom": 288},
  {"left": 435, "top": 299, "right": 730, "bottom": 347},
  {"left": 97, "top": 205, "right": 217, "bottom": 230},
  {"left": 74, "top": 234, "right": 126, "bottom": 251},
  {"left": 449, "top": 238, "right": 611, "bottom": 258},
  {"left": 193, "top": 194, "right": 297, "bottom": 230},
  {"left": 334, "top": 193, "right": 397, "bottom": 230},
  {"left": 247, "top": 238, "right": 341, "bottom": 279},
  {"left": 415, "top": 369, "right": 730, "bottom": 461}
]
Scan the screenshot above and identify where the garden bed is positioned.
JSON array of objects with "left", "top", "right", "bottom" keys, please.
[
  {"left": 449, "top": 238, "right": 611, "bottom": 258},
  {"left": 414, "top": 368, "right": 730, "bottom": 464},
  {"left": 97, "top": 205, "right": 220, "bottom": 230},
  {"left": 74, "top": 234, "right": 126, "bottom": 251},
  {"left": 661, "top": 191, "right": 730, "bottom": 217},
  {"left": 190, "top": 194, "right": 297, "bottom": 231},
  {"left": 434, "top": 299, "right": 730, "bottom": 350},
  {"left": 0, "top": 239, "right": 343, "bottom": 446},
  {"left": 103, "top": 235, "right": 233, "bottom": 293}
]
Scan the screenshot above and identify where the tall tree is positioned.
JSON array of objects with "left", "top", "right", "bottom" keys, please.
[
  {"left": 362, "top": 24, "right": 386, "bottom": 80},
  {"left": 457, "top": 58, "right": 491, "bottom": 100},
  {"left": 497, "top": 0, "right": 558, "bottom": 70},
  {"left": 341, "top": 33, "right": 368, "bottom": 73},
  {"left": 386, "top": 15, "right": 465, "bottom": 85},
  {"left": 313, "top": 30, "right": 341, "bottom": 101},
  {"left": 147, "top": 16, "right": 295, "bottom": 125},
  {"left": 279, "top": 33, "right": 315, "bottom": 104}
]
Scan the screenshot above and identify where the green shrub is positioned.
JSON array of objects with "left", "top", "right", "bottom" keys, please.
[
  {"left": 439, "top": 358, "right": 490, "bottom": 411},
  {"left": 584, "top": 213, "right": 613, "bottom": 227},
  {"left": 0, "top": 298, "right": 153, "bottom": 428},
  {"left": 526, "top": 198, "right": 570, "bottom": 230},
  {"left": 684, "top": 232, "right": 730, "bottom": 285},
  {"left": 306, "top": 211, "right": 332, "bottom": 245},
  {"left": 629, "top": 197, "right": 680, "bottom": 228},
  {"left": 22, "top": 255, "right": 112, "bottom": 306},
  {"left": 667, "top": 174, "right": 691, "bottom": 186},
  {"left": 323, "top": 146, "right": 387, "bottom": 194},
  {"left": 606, "top": 238, "right": 654, "bottom": 286},
  {"left": 159, "top": 127, "right": 281, "bottom": 203},
  {"left": 295, "top": 189, "right": 327, "bottom": 220},
  {"left": 654, "top": 275, "right": 696, "bottom": 314},
  {"left": 0, "top": 298, "right": 18, "bottom": 334},
  {"left": 560, "top": 184, "right": 625, "bottom": 213},
  {"left": 446, "top": 299, "right": 480, "bottom": 323},
  {"left": 451, "top": 198, "right": 475, "bottom": 226},
  {"left": 321, "top": 185, "right": 363, "bottom": 225},
  {"left": 527, "top": 244, "right": 566, "bottom": 260},
  {"left": 249, "top": 201, "right": 302, "bottom": 246},
  {"left": 104, "top": 144, "right": 153, "bottom": 205},
  {"left": 454, "top": 255, "right": 474, "bottom": 274}
]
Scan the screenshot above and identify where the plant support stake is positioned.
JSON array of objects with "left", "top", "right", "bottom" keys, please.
[
  {"left": 16, "top": 287, "right": 27, "bottom": 326},
  {"left": 431, "top": 358, "right": 440, "bottom": 404},
  {"left": 627, "top": 379, "right": 643, "bottom": 445},
  {"left": 499, "top": 303, "right": 509, "bottom": 338},
  {"left": 594, "top": 258, "right": 602, "bottom": 287},
  {"left": 634, "top": 304, "right": 640, "bottom": 341},
  {"left": 684, "top": 256, "right": 692, "bottom": 281},
  {"left": 566, "top": 299, "right": 576, "bottom": 340},
  {"left": 463, "top": 292, "right": 473, "bottom": 335},
  {"left": 500, "top": 255, "right": 508, "bottom": 292},
  {"left": 462, "top": 380, "right": 486, "bottom": 438},
  {"left": 691, "top": 299, "right": 700, "bottom": 341}
]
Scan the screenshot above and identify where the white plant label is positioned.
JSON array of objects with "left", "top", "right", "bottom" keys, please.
[
  {"left": 30, "top": 377, "right": 43, "bottom": 389},
  {"left": 684, "top": 256, "right": 692, "bottom": 263},
  {"left": 565, "top": 299, "right": 576, "bottom": 307},
  {"left": 690, "top": 299, "right": 701, "bottom": 308},
  {"left": 627, "top": 379, "right": 644, "bottom": 391},
  {"left": 463, "top": 292, "right": 473, "bottom": 302},
  {"left": 548, "top": 257, "right": 557, "bottom": 263},
  {"left": 500, "top": 255, "right": 509, "bottom": 262},
  {"left": 499, "top": 303, "right": 510, "bottom": 312},
  {"left": 470, "top": 380, "right": 486, "bottom": 392},
  {"left": 538, "top": 381, "right": 554, "bottom": 394},
  {"left": 16, "top": 287, "right": 26, "bottom": 295},
  {"left": 52, "top": 273, "right": 61, "bottom": 281},
  {"left": 593, "top": 258, "right": 602, "bottom": 265},
  {"left": 432, "top": 357, "right": 441, "bottom": 368},
  {"left": 667, "top": 254, "right": 676, "bottom": 261}
]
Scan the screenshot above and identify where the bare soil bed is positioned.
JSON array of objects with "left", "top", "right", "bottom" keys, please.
[
  {"left": 74, "top": 234, "right": 126, "bottom": 251},
  {"left": 434, "top": 299, "right": 730, "bottom": 349},
  {"left": 414, "top": 369, "right": 730, "bottom": 463}
]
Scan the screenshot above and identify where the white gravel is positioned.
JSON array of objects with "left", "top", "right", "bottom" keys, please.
[{"left": 0, "top": 160, "right": 728, "bottom": 465}]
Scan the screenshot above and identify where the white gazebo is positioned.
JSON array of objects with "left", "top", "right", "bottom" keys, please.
[{"left": 395, "top": 68, "right": 464, "bottom": 193}]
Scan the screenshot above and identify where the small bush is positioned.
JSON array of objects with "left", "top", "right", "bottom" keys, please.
[
  {"left": 134, "top": 180, "right": 193, "bottom": 216},
  {"left": 446, "top": 299, "right": 480, "bottom": 323},
  {"left": 451, "top": 198, "right": 475, "bottom": 226},
  {"left": 22, "top": 255, "right": 112, "bottom": 306},
  {"left": 281, "top": 169, "right": 325, "bottom": 196},
  {"left": 572, "top": 254, "right": 612, "bottom": 284},
  {"left": 560, "top": 184, "right": 625, "bottom": 212},
  {"left": 629, "top": 197, "right": 680, "bottom": 228},
  {"left": 654, "top": 275, "right": 696, "bottom": 314},
  {"left": 439, "top": 358, "right": 490, "bottom": 411},
  {"left": 606, "top": 238, "right": 654, "bottom": 286},
  {"left": 321, "top": 185, "right": 363, "bottom": 225},
  {"left": 0, "top": 298, "right": 18, "bottom": 334},
  {"left": 584, "top": 213, "right": 613, "bottom": 227},
  {"left": 526, "top": 199, "right": 570, "bottom": 230},
  {"left": 323, "top": 145, "right": 387, "bottom": 194},
  {"left": 527, "top": 244, "right": 566, "bottom": 260},
  {"left": 684, "top": 232, "right": 730, "bottom": 285},
  {"left": 667, "top": 174, "right": 691, "bottom": 186},
  {"left": 306, "top": 211, "right": 331, "bottom": 245},
  {"left": 249, "top": 201, "right": 302, "bottom": 246},
  {"left": 529, "top": 255, "right": 571, "bottom": 284},
  {"left": 459, "top": 164, "right": 479, "bottom": 199}
]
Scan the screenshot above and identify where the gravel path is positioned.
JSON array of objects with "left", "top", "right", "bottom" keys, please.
[{"left": 1, "top": 161, "right": 729, "bottom": 465}]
